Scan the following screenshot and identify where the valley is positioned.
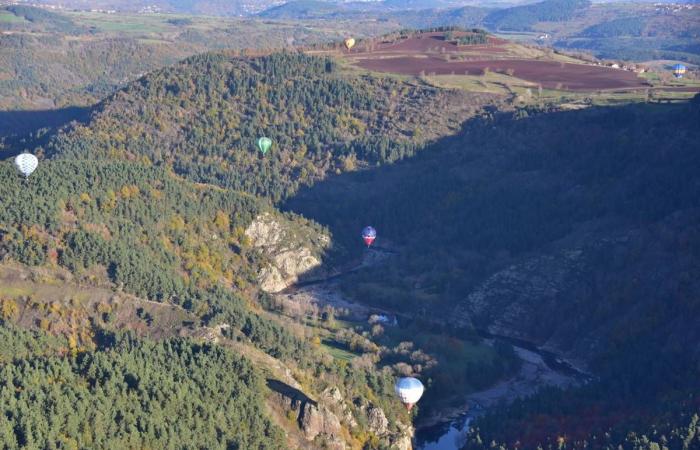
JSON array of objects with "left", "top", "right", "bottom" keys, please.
[{"left": 1, "top": 1, "right": 699, "bottom": 448}]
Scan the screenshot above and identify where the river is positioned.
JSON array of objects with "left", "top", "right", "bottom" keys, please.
[
  {"left": 415, "top": 343, "right": 590, "bottom": 450},
  {"left": 279, "top": 248, "right": 591, "bottom": 450}
]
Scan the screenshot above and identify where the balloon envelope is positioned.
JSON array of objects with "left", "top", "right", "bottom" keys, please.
[
  {"left": 344, "top": 38, "right": 355, "bottom": 50},
  {"left": 14, "top": 153, "right": 38, "bottom": 178},
  {"left": 257, "top": 137, "right": 272, "bottom": 154},
  {"left": 362, "top": 226, "right": 376, "bottom": 247},
  {"left": 672, "top": 64, "right": 687, "bottom": 78},
  {"left": 395, "top": 377, "right": 424, "bottom": 409}
]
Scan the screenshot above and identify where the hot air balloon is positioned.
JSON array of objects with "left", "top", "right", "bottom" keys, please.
[
  {"left": 257, "top": 137, "right": 272, "bottom": 155},
  {"left": 395, "top": 377, "right": 424, "bottom": 411},
  {"left": 362, "top": 226, "right": 376, "bottom": 247},
  {"left": 14, "top": 153, "right": 38, "bottom": 179},
  {"left": 344, "top": 38, "right": 355, "bottom": 50},
  {"left": 673, "top": 64, "right": 687, "bottom": 79}
]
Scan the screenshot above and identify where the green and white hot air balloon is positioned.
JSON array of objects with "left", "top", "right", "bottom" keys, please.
[{"left": 257, "top": 137, "right": 272, "bottom": 155}]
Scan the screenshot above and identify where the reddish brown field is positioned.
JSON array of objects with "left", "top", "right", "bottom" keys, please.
[
  {"left": 347, "top": 33, "right": 650, "bottom": 91},
  {"left": 350, "top": 32, "right": 507, "bottom": 54},
  {"left": 357, "top": 57, "right": 649, "bottom": 90}
]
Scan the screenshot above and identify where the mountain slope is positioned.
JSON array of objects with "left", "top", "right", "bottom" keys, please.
[
  {"left": 285, "top": 97, "right": 700, "bottom": 446},
  {"left": 484, "top": 0, "right": 591, "bottom": 31},
  {"left": 2, "top": 50, "right": 467, "bottom": 448},
  {"left": 289, "top": 98, "right": 700, "bottom": 361},
  {"left": 45, "top": 51, "right": 493, "bottom": 201}
]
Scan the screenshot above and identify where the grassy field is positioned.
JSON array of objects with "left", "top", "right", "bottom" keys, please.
[
  {"left": 0, "top": 10, "right": 26, "bottom": 24},
  {"left": 322, "top": 339, "right": 360, "bottom": 362},
  {"left": 423, "top": 72, "right": 532, "bottom": 95},
  {"left": 422, "top": 69, "right": 698, "bottom": 106},
  {"left": 68, "top": 12, "right": 215, "bottom": 34}
]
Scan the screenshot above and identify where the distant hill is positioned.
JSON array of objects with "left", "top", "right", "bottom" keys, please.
[
  {"left": 484, "top": 0, "right": 591, "bottom": 31},
  {"left": 258, "top": 0, "right": 345, "bottom": 19},
  {"left": 7, "top": 0, "right": 281, "bottom": 15},
  {"left": 380, "top": 5, "right": 490, "bottom": 29},
  {"left": 0, "top": 5, "right": 86, "bottom": 34},
  {"left": 0, "top": 11, "right": 374, "bottom": 112},
  {"left": 259, "top": 0, "right": 490, "bottom": 20}
]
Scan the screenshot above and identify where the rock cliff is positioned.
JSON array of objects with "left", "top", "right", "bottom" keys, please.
[
  {"left": 245, "top": 213, "right": 330, "bottom": 292},
  {"left": 268, "top": 380, "right": 414, "bottom": 450},
  {"left": 451, "top": 211, "right": 700, "bottom": 367}
]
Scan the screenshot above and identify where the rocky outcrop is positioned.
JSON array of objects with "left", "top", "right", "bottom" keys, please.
[
  {"left": 354, "top": 399, "right": 414, "bottom": 449},
  {"left": 245, "top": 213, "right": 330, "bottom": 292},
  {"left": 298, "top": 401, "right": 343, "bottom": 443},
  {"left": 390, "top": 427, "right": 414, "bottom": 450},
  {"left": 267, "top": 380, "right": 346, "bottom": 449},
  {"left": 268, "top": 381, "right": 415, "bottom": 450},
  {"left": 367, "top": 405, "right": 389, "bottom": 436},
  {"left": 451, "top": 211, "right": 700, "bottom": 367}
]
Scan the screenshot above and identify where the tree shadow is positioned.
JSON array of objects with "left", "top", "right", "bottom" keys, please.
[{"left": 284, "top": 98, "right": 700, "bottom": 261}]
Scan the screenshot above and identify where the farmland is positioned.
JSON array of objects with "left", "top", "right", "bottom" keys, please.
[{"left": 339, "top": 30, "right": 698, "bottom": 94}]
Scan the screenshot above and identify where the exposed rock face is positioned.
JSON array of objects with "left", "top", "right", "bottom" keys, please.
[
  {"left": 267, "top": 380, "right": 346, "bottom": 449},
  {"left": 367, "top": 405, "right": 389, "bottom": 436},
  {"left": 245, "top": 213, "right": 330, "bottom": 292},
  {"left": 390, "top": 432, "right": 413, "bottom": 450},
  {"left": 451, "top": 211, "right": 700, "bottom": 366},
  {"left": 299, "top": 401, "right": 343, "bottom": 442},
  {"left": 268, "top": 381, "right": 415, "bottom": 449}
]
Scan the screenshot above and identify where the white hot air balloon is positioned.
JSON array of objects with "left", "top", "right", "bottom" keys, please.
[
  {"left": 394, "top": 377, "right": 424, "bottom": 411},
  {"left": 14, "top": 153, "right": 39, "bottom": 179}
]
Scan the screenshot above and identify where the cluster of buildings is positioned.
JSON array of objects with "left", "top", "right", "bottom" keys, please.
[
  {"left": 605, "top": 62, "right": 648, "bottom": 73},
  {"left": 653, "top": 3, "right": 698, "bottom": 13},
  {"left": 137, "top": 5, "right": 162, "bottom": 14}
]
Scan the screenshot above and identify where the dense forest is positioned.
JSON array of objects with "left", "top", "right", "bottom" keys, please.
[
  {"left": 0, "top": 327, "right": 285, "bottom": 449},
  {"left": 0, "top": 159, "right": 320, "bottom": 362},
  {"left": 0, "top": 154, "right": 414, "bottom": 448},
  {"left": 44, "top": 52, "right": 487, "bottom": 202},
  {"left": 578, "top": 17, "right": 648, "bottom": 38}
]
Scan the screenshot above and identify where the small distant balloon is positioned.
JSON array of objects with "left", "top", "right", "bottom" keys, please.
[
  {"left": 362, "top": 226, "right": 376, "bottom": 247},
  {"left": 672, "top": 64, "right": 687, "bottom": 79},
  {"left": 257, "top": 137, "right": 272, "bottom": 155},
  {"left": 344, "top": 38, "right": 355, "bottom": 50},
  {"left": 395, "top": 377, "right": 424, "bottom": 411},
  {"left": 14, "top": 153, "right": 38, "bottom": 179}
]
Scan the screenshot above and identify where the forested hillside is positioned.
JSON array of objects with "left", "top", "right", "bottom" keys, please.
[
  {"left": 0, "top": 159, "right": 315, "bottom": 358},
  {"left": 0, "top": 327, "right": 284, "bottom": 449},
  {"left": 2, "top": 22, "right": 699, "bottom": 448},
  {"left": 0, "top": 148, "right": 413, "bottom": 448},
  {"left": 2, "top": 50, "right": 480, "bottom": 448},
  {"left": 45, "top": 52, "right": 491, "bottom": 201},
  {"left": 482, "top": 0, "right": 590, "bottom": 31},
  {"left": 0, "top": 158, "right": 305, "bottom": 446},
  {"left": 0, "top": 6, "right": 393, "bottom": 111}
]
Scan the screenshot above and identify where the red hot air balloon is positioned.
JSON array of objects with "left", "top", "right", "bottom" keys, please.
[{"left": 362, "top": 226, "right": 376, "bottom": 247}]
